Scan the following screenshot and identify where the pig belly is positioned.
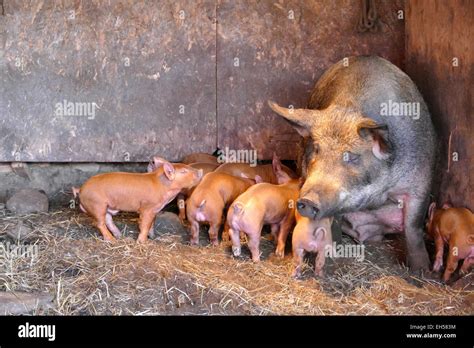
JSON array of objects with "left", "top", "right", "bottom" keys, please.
[{"left": 342, "top": 204, "right": 403, "bottom": 241}]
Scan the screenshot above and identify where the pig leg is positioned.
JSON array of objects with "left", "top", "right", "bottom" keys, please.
[
  {"left": 314, "top": 251, "right": 326, "bottom": 277},
  {"left": 221, "top": 222, "right": 230, "bottom": 242},
  {"left": 229, "top": 228, "right": 242, "bottom": 257},
  {"left": 177, "top": 193, "right": 186, "bottom": 223},
  {"left": 189, "top": 219, "right": 200, "bottom": 245},
  {"left": 137, "top": 210, "right": 156, "bottom": 243},
  {"left": 148, "top": 221, "right": 155, "bottom": 239},
  {"left": 432, "top": 231, "right": 444, "bottom": 272},
  {"left": 443, "top": 243, "right": 459, "bottom": 282},
  {"left": 460, "top": 257, "right": 473, "bottom": 275},
  {"left": 247, "top": 233, "right": 262, "bottom": 262},
  {"left": 208, "top": 222, "right": 221, "bottom": 246},
  {"left": 402, "top": 196, "right": 430, "bottom": 271},
  {"left": 292, "top": 247, "right": 305, "bottom": 278},
  {"left": 270, "top": 224, "right": 279, "bottom": 242},
  {"left": 105, "top": 213, "right": 122, "bottom": 238},
  {"left": 247, "top": 223, "right": 263, "bottom": 262},
  {"left": 85, "top": 203, "right": 115, "bottom": 242},
  {"left": 275, "top": 214, "right": 294, "bottom": 258}
]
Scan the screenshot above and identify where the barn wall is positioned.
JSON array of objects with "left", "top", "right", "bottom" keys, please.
[
  {"left": 405, "top": 0, "right": 474, "bottom": 210},
  {"left": 0, "top": 0, "right": 405, "bottom": 163},
  {"left": 217, "top": 0, "right": 405, "bottom": 160},
  {"left": 0, "top": 0, "right": 217, "bottom": 162}
]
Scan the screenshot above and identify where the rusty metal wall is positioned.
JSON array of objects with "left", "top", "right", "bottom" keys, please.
[
  {"left": 0, "top": 0, "right": 217, "bottom": 162},
  {"left": 406, "top": 0, "right": 474, "bottom": 211},
  {"left": 216, "top": 0, "right": 405, "bottom": 160},
  {"left": 0, "top": 0, "right": 405, "bottom": 162}
]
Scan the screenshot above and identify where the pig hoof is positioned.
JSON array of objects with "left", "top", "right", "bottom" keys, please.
[
  {"left": 232, "top": 246, "right": 241, "bottom": 257},
  {"left": 275, "top": 250, "right": 285, "bottom": 258},
  {"left": 314, "top": 270, "right": 324, "bottom": 278},
  {"left": 432, "top": 261, "right": 443, "bottom": 272},
  {"left": 292, "top": 270, "right": 302, "bottom": 279},
  {"left": 136, "top": 237, "right": 148, "bottom": 244}
]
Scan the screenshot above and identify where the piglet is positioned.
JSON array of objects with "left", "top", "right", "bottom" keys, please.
[
  {"left": 148, "top": 161, "right": 219, "bottom": 222},
  {"left": 181, "top": 152, "right": 218, "bottom": 165},
  {"left": 227, "top": 161, "right": 302, "bottom": 261},
  {"left": 426, "top": 202, "right": 474, "bottom": 282},
  {"left": 186, "top": 172, "right": 261, "bottom": 246},
  {"left": 292, "top": 212, "right": 333, "bottom": 277},
  {"left": 73, "top": 156, "right": 202, "bottom": 242},
  {"left": 215, "top": 153, "right": 297, "bottom": 184}
]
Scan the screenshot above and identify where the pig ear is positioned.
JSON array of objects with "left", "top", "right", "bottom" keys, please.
[
  {"left": 428, "top": 202, "right": 437, "bottom": 220},
  {"left": 272, "top": 153, "right": 291, "bottom": 184},
  {"left": 150, "top": 156, "right": 168, "bottom": 168},
  {"left": 357, "top": 119, "right": 391, "bottom": 161},
  {"left": 268, "top": 101, "right": 316, "bottom": 137},
  {"left": 162, "top": 162, "right": 176, "bottom": 180},
  {"left": 240, "top": 173, "right": 249, "bottom": 179},
  {"left": 314, "top": 227, "right": 327, "bottom": 243}
]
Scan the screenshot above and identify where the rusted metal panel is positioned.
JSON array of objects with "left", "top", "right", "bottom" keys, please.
[
  {"left": 216, "top": 0, "right": 405, "bottom": 160},
  {"left": 0, "top": 0, "right": 216, "bottom": 162},
  {"left": 406, "top": 0, "right": 474, "bottom": 211}
]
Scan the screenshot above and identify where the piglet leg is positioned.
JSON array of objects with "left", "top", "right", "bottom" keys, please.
[
  {"left": 460, "top": 257, "right": 473, "bottom": 275},
  {"left": 137, "top": 210, "right": 155, "bottom": 243},
  {"left": 208, "top": 222, "right": 221, "bottom": 246},
  {"left": 443, "top": 243, "right": 459, "bottom": 282},
  {"left": 177, "top": 194, "right": 186, "bottom": 223},
  {"left": 189, "top": 219, "right": 200, "bottom": 245},
  {"left": 292, "top": 247, "right": 304, "bottom": 278},
  {"left": 229, "top": 228, "right": 242, "bottom": 257},
  {"left": 432, "top": 232, "right": 444, "bottom": 272},
  {"left": 314, "top": 250, "right": 326, "bottom": 277},
  {"left": 105, "top": 213, "right": 122, "bottom": 238},
  {"left": 275, "top": 213, "right": 294, "bottom": 258}
]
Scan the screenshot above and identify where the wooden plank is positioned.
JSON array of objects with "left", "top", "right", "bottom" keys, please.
[
  {"left": 0, "top": 0, "right": 217, "bottom": 162},
  {"left": 216, "top": 0, "right": 405, "bottom": 160},
  {"left": 406, "top": 0, "right": 474, "bottom": 210}
]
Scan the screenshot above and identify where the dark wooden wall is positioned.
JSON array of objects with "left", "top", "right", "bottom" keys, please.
[
  {"left": 0, "top": 0, "right": 405, "bottom": 162},
  {"left": 217, "top": 0, "right": 405, "bottom": 160},
  {"left": 405, "top": 0, "right": 474, "bottom": 211},
  {"left": 0, "top": 0, "right": 217, "bottom": 162}
]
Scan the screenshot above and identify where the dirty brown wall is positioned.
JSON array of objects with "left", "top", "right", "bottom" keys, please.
[
  {"left": 217, "top": 0, "right": 405, "bottom": 160},
  {"left": 405, "top": 0, "right": 474, "bottom": 210},
  {"left": 0, "top": 0, "right": 217, "bottom": 162},
  {"left": 0, "top": 0, "right": 405, "bottom": 163}
]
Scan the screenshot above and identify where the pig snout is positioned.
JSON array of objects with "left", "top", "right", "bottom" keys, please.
[{"left": 297, "top": 198, "right": 319, "bottom": 220}]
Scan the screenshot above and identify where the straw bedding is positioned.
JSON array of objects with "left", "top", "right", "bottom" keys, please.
[{"left": 0, "top": 207, "right": 472, "bottom": 315}]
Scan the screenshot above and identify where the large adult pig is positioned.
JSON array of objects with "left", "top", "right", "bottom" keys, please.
[{"left": 269, "top": 56, "right": 436, "bottom": 271}]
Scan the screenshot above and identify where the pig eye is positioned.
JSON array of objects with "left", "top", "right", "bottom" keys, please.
[{"left": 342, "top": 151, "right": 360, "bottom": 165}]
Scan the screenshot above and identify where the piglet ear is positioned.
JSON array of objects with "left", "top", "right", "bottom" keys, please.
[
  {"left": 314, "top": 227, "right": 327, "bottom": 243},
  {"left": 254, "top": 175, "right": 263, "bottom": 184},
  {"left": 428, "top": 202, "right": 437, "bottom": 220},
  {"left": 272, "top": 153, "right": 290, "bottom": 184},
  {"left": 357, "top": 119, "right": 391, "bottom": 161},
  {"left": 163, "top": 162, "right": 176, "bottom": 181}
]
